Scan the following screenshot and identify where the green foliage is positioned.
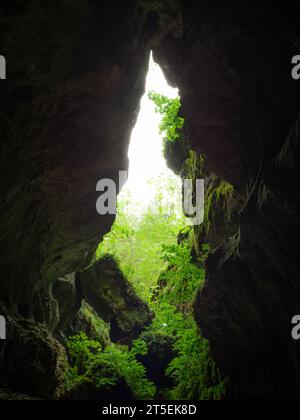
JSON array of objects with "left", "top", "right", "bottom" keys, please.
[
  {"left": 150, "top": 302, "right": 185, "bottom": 336},
  {"left": 87, "top": 172, "right": 226, "bottom": 401},
  {"left": 158, "top": 243, "right": 206, "bottom": 308},
  {"left": 146, "top": 242, "right": 225, "bottom": 400},
  {"left": 67, "top": 332, "right": 102, "bottom": 372},
  {"left": 204, "top": 178, "right": 234, "bottom": 233},
  {"left": 166, "top": 319, "right": 227, "bottom": 400},
  {"left": 98, "top": 345, "right": 155, "bottom": 399},
  {"left": 66, "top": 332, "right": 156, "bottom": 400},
  {"left": 145, "top": 303, "right": 226, "bottom": 400},
  {"left": 96, "top": 178, "right": 188, "bottom": 302},
  {"left": 79, "top": 301, "right": 111, "bottom": 346},
  {"left": 148, "top": 91, "right": 184, "bottom": 143},
  {"left": 65, "top": 332, "right": 102, "bottom": 393}
]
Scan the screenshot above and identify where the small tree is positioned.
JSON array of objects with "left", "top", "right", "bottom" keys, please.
[{"left": 148, "top": 91, "right": 184, "bottom": 144}]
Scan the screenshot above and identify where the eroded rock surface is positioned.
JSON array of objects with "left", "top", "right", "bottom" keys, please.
[
  {"left": 0, "top": 0, "right": 156, "bottom": 316},
  {"left": 79, "top": 256, "right": 153, "bottom": 344},
  {"left": 194, "top": 121, "right": 300, "bottom": 400},
  {"left": 0, "top": 303, "right": 68, "bottom": 400},
  {"left": 52, "top": 273, "right": 82, "bottom": 337},
  {"left": 156, "top": 1, "right": 300, "bottom": 400}
]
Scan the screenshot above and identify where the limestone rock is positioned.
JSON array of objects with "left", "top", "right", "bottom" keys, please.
[
  {"left": 0, "top": 303, "right": 68, "bottom": 399},
  {"left": 79, "top": 256, "right": 153, "bottom": 344},
  {"left": 53, "top": 273, "right": 82, "bottom": 337},
  {"left": 71, "top": 300, "right": 111, "bottom": 347}
]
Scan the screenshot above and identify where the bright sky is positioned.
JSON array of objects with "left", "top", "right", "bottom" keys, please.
[{"left": 118, "top": 53, "right": 182, "bottom": 216}]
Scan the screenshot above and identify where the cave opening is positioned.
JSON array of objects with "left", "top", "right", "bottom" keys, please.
[
  {"left": 98, "top": 52, "right": 189, "bottom": 300},
  {"left": 81, "top": 54, "right": 226, "bottom": 400},
  {"left": 119, "top": 52, "right": 182, "bottom": 218}
]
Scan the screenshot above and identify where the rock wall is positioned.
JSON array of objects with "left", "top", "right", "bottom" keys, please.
[
  {"left": 153, "top": 0, "right": 300, "bottom": 399},
  {"left": 79, "top": 255, "right": 153, "bottom": 344},
  {"left": 0, "top": 0, "right": 154, "bottom": 316},
  {"left": 0, "top": 0, "right": 160, "bottom": 398}
]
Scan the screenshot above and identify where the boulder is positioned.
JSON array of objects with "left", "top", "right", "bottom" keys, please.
[{"left": 79, "top": 255, "right": 153, "bottom": 344}]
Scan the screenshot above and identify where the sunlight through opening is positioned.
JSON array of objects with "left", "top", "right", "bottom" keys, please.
[{"left": 118, "top": 53, "right": 182, "bottom": 217}]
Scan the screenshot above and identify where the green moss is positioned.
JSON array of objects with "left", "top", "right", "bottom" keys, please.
[
  {"left": 77, "top": 301, "right": 111, "bottom": 346},
  {"left": 204, "top": 178, "right": 234, "bottom": 234},
  {"left": 166, "top": 322, "right": 227, "bottom": 401},
  {"left": 158, "top": 243, "right": 206, "bottom": 309}
]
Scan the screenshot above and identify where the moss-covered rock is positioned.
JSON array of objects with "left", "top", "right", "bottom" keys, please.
[
  {"left": 138, "top": 331, "right": 176, "bottom": 396},
  {"left": 71, "top": 300, "right": 111, "bottom": 347},
  {"left": 64, "top": 377, "right": 134, "bottom": 401},
  {"left": 52, "top": 273, "right": 82, "bottom": 338},
  {"left": 0, "top": 303, "right": 68, "bottom": 399},
  {"left": 79, "top": 255, "right": 153, "bottom": 344},
  {"left": 0, "top": 389, "right": 41, "bottom": 401}
]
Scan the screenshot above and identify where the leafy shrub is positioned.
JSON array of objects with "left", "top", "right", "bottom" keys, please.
[
  {"left": 159, "top": 243, "right": 206, "bottom": 308},
  {"left": 148, "top": 91, "right": 184, "bottom": 144},
  {"left": 66, "top": 333, "right": 156, "bottom": 400},
  {"left": 166, "top": 319, "right": 226, "bottom": 400},
  {"left": 67, "top": 332, "right": 102, "bottom": 372},
  {"left": 147, "top": 243, "right": 226, "bottom": 400}
]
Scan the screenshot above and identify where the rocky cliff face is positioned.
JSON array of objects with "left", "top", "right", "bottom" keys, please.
[
  {"left": 0, "top": 0, "right": 154, "bottom": 317},
  {"left": 155, "top": 1, "right": 300, "bottom": 400},
  {"left": 1, "top": 0, "right": 300, "bottom": 399},
  {"left": 0, "top": 0, "right": 158, "bottom": 398}
]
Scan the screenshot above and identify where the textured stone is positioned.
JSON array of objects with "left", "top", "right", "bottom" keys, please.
[
  {"left": 0, "top": 0, "right": 156, "bottom": 316},
  {"left": 153, "top": 1, "right": 300, "bottom": 399},
  {"left": 138, "top": 331, "right": 176, "bottom": 394},
  {"left": 52, "top": 273, "right": 82, "bottom": 337},
  {"left": 154, "top": 1, "right": 300, "bottom": 185},
  {"left": 0, "top": 303, "right": 68, "bottom": 399},
  {"left": 79, "top": 255, "right": 153, "bottom": 344},
  {"left": 71, "top": 300, "right": 111, "bottom": 347}
]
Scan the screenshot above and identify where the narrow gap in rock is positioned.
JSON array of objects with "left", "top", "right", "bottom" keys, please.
[{"left": 70, "top": 53, "right": 225, "bottom": 400}]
